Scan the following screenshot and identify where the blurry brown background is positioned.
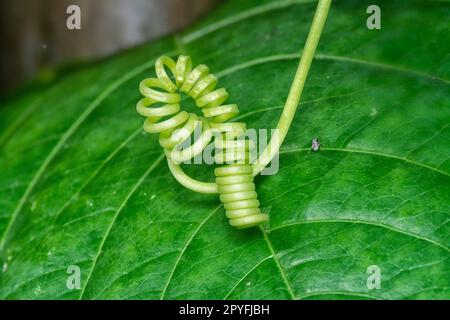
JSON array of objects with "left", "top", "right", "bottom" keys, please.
[{"left": 0, "top": 0, "right": 221, "bottom": 94}]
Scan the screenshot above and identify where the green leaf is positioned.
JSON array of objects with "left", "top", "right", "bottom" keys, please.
[{"left": 0, "top": 0, "right": 449, "bottom": 300}]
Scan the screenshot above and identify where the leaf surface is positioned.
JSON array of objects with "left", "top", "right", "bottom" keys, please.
[{"left": 0, "top": 0, "right": 449, "bottom": 299}]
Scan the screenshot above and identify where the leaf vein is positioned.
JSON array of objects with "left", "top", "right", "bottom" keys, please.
[
  {"left": 160, "top": 204, "right": 222, "bottom": 299},
  {"left": 260, "top": 226, "right": 297, "bottom": 299},
  {"left": 79, "top": 154, "right": 164, "bottom": 299},
  {"left": 270, "top": 219, "right": 450, "bottom": 253},
  {"left": 280, "top": 147, "right": 450, "bottom": 177}
]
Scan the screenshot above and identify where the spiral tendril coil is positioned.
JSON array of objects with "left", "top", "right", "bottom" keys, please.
[{"left": 136, "top": 55, "right": 268, "bottom": 229}]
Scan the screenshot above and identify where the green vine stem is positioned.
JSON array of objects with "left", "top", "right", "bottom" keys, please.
[
  {"left": 136, "top": 0, "right": 332, "bottom": 228},
  {"left": 252, "top": 0, "right": 332, "bottom": 175},
  {"left": 139, "top": 0, "right": 332, "bottom": 196},
  {"left": 167, "top": 0, "right": 332, "bottom": 193}
]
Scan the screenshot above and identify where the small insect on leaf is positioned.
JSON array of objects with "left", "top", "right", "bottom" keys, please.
[{"left": 311, "top": 137, "right": 320, "bottom": 152}]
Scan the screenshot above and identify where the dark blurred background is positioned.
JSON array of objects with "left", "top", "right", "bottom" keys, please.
[{"left": 0, "top": 0, "right": 221, "bottom": 94}]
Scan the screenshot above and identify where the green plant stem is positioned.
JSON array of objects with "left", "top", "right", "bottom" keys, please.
[
  {"left": 252, "top": 0, "right": 332, "bottom": 176},
  {"left": 168, "top": 0, "right": 331, "bottom": 193}
]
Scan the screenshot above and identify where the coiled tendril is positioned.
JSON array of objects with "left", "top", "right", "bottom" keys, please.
[
  {"left": 135, "top": 0, "right": 331, "bottom": 231},
  {"left": 137, "top": 55, "right": 268, "bottom": 229}
]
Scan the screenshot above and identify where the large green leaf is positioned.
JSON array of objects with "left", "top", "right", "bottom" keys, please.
[{"left": 0, "top": 0, "right": 449, "bottom": 300}]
